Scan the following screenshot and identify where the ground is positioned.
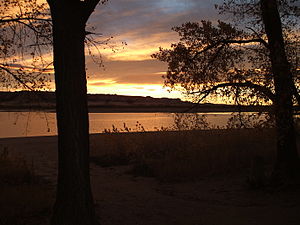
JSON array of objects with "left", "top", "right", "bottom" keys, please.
[{"left": 0, "top": 130, "right": 299, "bottom": 225}]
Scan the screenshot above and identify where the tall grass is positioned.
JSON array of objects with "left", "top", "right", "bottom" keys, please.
[
  {"left": 91, "top": 128, "right": 278, "bottom": 182},
  {"left": 0, "top": 146, "right": 35, "bottom": 185},
  {"left": 90, "top": 112, "right": 280, "bottom": 182},
  {"left": 0, "top": 146, "right": 53, "bottom": 225}
]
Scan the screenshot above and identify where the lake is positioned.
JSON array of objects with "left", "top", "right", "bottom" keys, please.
[{"left": 0, "top": 111, "right": 241, "bottom": 138}]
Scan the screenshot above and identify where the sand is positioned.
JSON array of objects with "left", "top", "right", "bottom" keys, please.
[{"left": 0, "top": 132, "right": 299, "bottom": 225}]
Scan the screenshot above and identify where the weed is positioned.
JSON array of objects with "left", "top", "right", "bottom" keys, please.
[{"left": 103, "top": 121, "right": 146, "bottom": 133}]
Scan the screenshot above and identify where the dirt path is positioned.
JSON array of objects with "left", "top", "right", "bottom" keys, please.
[{"left": 1, "top": 135, "right": 299, "bottom": 225}]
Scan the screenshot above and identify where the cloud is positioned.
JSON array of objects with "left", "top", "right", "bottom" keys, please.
[
  {"left": 89, "top": 0, "right": 220, "bottom": 60},
  {"left": 87, "top": 82, "right": 182, "bottom": 99},
  {"left": 88, "top": 79, "right": 117, "bottom": 86},
  {"left": 84, "top": 0, "right": 223, "bottom": 97},
  {"left": 4, "top": 0, "right": 225, "bottom": 99},
  {"left": 86, "top": 59, "right": 167, "bottom": 85},
  {"left": 2, "top": 63, "right": 54, "bottom": 74}
]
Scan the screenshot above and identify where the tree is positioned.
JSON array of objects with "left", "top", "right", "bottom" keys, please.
[
  {"left": 152, "top": 0, "right": 300, "bottom": 182},
  {"left": 0, "top": 0, "right": 107, "bottom": 92},
  {"left": 1, "top": 0, "right": 111, "bottom": 223},
  {"left": 2, "top": 1, "right": 109, "bottom": 223},
  {"left": 260, "top": 0, "right": 300, "bottom": 181},
  {"left": 0, "top": 0, "right": 52, "bottom": 91},
  {"left": 45, "top": 0, "right": 107, "bottom": 224}
]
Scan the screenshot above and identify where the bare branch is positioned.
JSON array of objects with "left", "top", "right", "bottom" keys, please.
[
  {"left": 190, "top": 81, "right": 276, "bottom": 103},
  {"left": 292, "top": 84, "right": 300, "bottom": 106},
  {"left": 0, "top": 18, "right": 52, "bottom": 24},
  {"left": 0, "top": 65, "right": 35, "bottom": 91},
  {"left": 193, "top": 38, "right": 268, "bottom": 59},
  {"left": 223, "top": 38, "right": 268, "bottom": 46},
  {"left": 10, "top": 19, "right": 41, "bottom": 34},
  {"left": 246, "top": 26, "right": 269, "bottom": 48}
]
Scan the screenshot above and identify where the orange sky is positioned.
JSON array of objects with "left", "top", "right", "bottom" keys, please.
[
  {"left": 2, "top": 0, "right": 221, "bottom": 100},
  {"left": 83, "top": 0, "right": 220, "bottom": 99}
]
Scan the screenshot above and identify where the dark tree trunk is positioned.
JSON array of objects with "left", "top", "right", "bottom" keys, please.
[
  {"left": 261, "top": 0, "right": 300, "bottom": 182},
  {"left": 47, "top": 1, "right": 99, "bottom": 225}
]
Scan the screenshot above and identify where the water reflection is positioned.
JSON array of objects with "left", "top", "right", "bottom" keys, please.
[{"left": 0, "top": 111, "right": 252, "bottom": 138}]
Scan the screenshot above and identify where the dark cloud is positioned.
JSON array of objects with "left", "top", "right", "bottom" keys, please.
[{"left": 90, "top": 0, "right": 220, "bottom": 39}]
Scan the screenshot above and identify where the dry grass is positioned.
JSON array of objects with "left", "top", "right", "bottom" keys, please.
[
  {"left": 0, "top": 127, "right": 297, "bottom": 224},
  {"left": 0, "top": 146, "right": 53, "bottom": 225},
  {"left": 90, "top": 128, "right": 279, "bottom": 182}
]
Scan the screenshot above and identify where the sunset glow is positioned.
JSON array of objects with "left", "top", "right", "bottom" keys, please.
[
  {"left": 87, "top": 81, "right": 182, "bottom": 98},
  {"left": 3, "top": 0, "right": 220, "bottom": 100},
  {"left": 83, "top": 0, "right": 220, "bottom": 99}
]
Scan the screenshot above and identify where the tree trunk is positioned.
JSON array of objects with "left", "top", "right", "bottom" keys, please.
[
  {"left": 48, "top": 2, "right": 98, "bottom": 225},
  {"left": 261, "top": 0, "right": 300, "bottom": 182}
]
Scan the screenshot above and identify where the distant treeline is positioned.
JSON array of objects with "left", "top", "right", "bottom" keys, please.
[{"left": 0, "top": 91, "right": 272, "bottom": 113}]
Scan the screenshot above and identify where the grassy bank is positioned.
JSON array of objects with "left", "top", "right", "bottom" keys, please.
[
  {"left": 1, "top": 128, "right": 299, "bottom": 225},
  {"left": 0, "top": 146, "right": 53, "bottom": 225},
  {"left": 90, "top": 128, "right": 279, "bottom": 181}
]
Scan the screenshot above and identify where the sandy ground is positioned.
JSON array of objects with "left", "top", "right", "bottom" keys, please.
[{"left": 0, "top": 134, "right": 300, "bottom": 225}]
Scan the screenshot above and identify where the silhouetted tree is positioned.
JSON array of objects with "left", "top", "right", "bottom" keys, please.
[
  {"left": 0, "top": 0, "right": 52, "bottom": 90},
  {"left": 2, "top": 1, "right": 110, "bottom": 223},
  {"left": 46, "top": 0, "right": 107, "bottom": 224},
  {"left": 261, "top": 0, "right": 300, "bottom": 182},
  {"left": 152, "top": 0, "right": 300, "bottom": 182}
]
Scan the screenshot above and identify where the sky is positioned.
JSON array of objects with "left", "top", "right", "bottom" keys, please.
[{"left": 84, "top": 0, "right": 222, "bottom": 99}]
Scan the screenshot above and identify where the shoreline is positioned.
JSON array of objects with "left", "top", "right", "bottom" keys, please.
[
  {"left": 0, "top": 127, "right": 276, "bottom": 140},
  {"left": 2, "top": 128, "right": 300, "bottom": 225},
  {"left": 0, "top": 91, "right": 273, "bottom": 113},
  {"left": 0, "top": 106, "right": 271, "bottom": 113},
  {"left": 0, "top": 127, "right": 275, "bottom": 142}
]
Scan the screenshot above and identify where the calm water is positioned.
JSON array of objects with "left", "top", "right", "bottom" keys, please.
[{"left": 0, "top": 112, "right": 235, "bottom": 138}]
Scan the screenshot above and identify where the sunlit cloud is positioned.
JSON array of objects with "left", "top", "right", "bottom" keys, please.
[
  {"left": 104, "top": 47, "right": 158, "bottom": 61},
  {"left": 1, "top": 64, "right": 54, "bottom": 74},
  {"left": 4, "top": 0, "right": 222, "bottom": 100},
  {"left": 3, "top": 52, "right": 53, "bottom": 70},
  {"left": 88, "top": 79, "right": 117, "bottom": 86},
  {"left": 84, "top": 0, "right": 221, "bottom": 98},
  {"left": 87, "top": 82, "right": 182, "bottom": 99},
  {"left": 154, "top": 71, "right": 167, "bottom": 75},
  {"left": 91, "top": 30, "right": 178, "bottom": 61}
]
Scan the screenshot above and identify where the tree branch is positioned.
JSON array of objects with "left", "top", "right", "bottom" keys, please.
[
  {"left": 246, "top": 26, "right": 269, "bottom": 48},
  {"left": 223, "top": 38, "right": 267, "bottom": 45},
  {"left": 0, "top": 65, "right": 35, "bottom": 91},
  {"left": 193, "top": 38, "right": 268, "bottom": 59},
  {"left": 292, "top": 84, "right": 300, "bottom": 106},
  {"left": 191, "top": 81, "right": 276, "bottom": 103},
  {"left": 11, "top": 19, "right": 42, "bottom": 34},
  {"left": 0, "top": 17, "right": 52, "bottom": 24}
]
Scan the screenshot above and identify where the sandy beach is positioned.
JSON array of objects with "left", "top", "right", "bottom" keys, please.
[{"left": 1, "top": 130, "right": 300, "bottom": 225}]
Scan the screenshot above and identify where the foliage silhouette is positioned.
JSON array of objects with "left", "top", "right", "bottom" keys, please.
[
  {"left": 0, "top": 0, "right": 52, "bottom": 91},
  {"left": 153, "top": 0, "right": 300, "bottom": 183}
]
